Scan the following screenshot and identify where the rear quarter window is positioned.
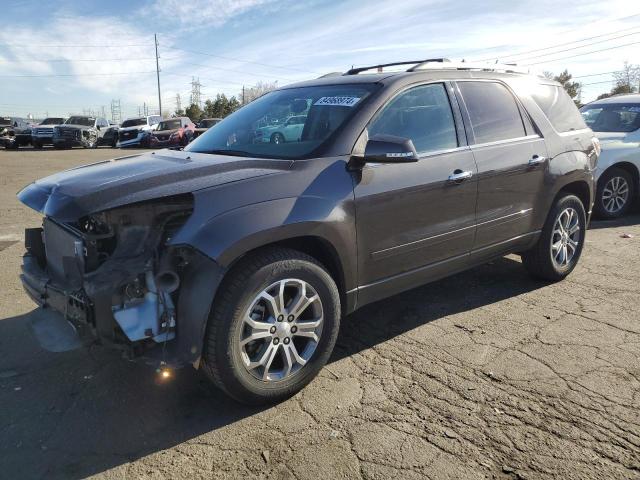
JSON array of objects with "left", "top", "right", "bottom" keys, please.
[
  {"left": 531, "top": 84, "right": 587, "bottom": 133},
  {"left": 458, "top": 81, "right": 527, "bottom": 144}
]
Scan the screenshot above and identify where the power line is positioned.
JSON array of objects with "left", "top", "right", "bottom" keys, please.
[
  {"left": 522, "top": 40, "right": 640, "bottom": 65},
  {"left": 8, "top": 56, "right": 177, "bottom": 63},
  {"left": 164, "top": 46, "right": 320, "bottom": 75},
  {"left": 0, "top": 70, "right": 157, "bottom": 78},
  {"left": 178, "top": 60, "right": 297, "bottom": 82},
  {"left": 0, "top": 42, "right": 153, "bottom": 48},
  {"left": 475, "top": 24, "right": 640, "bottom": 62},
  {"left": 469, "top": 12, "right": 640, "bottom": 60},
  {"left": 506, "top": 30, "right": 640, "bottom": 63},
  {"left": 574, "top": 70, "right": 622, "bottom": 79}
]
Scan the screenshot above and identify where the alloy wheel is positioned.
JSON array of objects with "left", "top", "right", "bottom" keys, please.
[
  {"left": 551, "top": 207, "right": 581, "bottom": 268},
  {"left": 601, "top": 176, "right": 630, "bottom": 214},
  {"left": 239, "top": 279, "right": 323, "bottom": 382}
]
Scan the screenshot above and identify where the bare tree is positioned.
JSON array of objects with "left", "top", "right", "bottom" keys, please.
[
  {"left": 241, "top": 81, "right": 279, "bottom": 105},
  {"left": 613, "top": 61, "right": 640, "bottom": 92}
]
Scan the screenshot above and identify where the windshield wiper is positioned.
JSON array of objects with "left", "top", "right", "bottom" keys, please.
[{"left": 204, "top": 149, "right": 252, "bottom": 157}]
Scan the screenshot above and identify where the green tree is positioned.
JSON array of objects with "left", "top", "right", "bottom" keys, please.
[
  {"left": 202, "top": 94, "right": 242, "bottom": 118},
  {"left": 553, "top": 69, "right": 582, "bottom": 106},
  {"left": 185, "top": 103, "right": 203, "bottom": 122},
  {"left": 596, "top": 83, "right": 635, "bottom": 100}
]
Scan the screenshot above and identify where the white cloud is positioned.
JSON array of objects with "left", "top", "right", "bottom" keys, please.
[{"left": 150, "top": 0, "right": 273, "bottom": 29}]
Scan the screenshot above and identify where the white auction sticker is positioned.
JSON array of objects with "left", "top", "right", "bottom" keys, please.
[{"left": 314, "top": 96, "right": 361, "bottom": 107}]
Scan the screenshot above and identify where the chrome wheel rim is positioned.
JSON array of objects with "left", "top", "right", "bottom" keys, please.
[
  {"left": 551, "top": 207, "right": 581, "bottom": 268},
  {"left": 602, "top": 176, "right": 629, "bottom": 213},
  {"left": 239, "top": 279, "right": 323, "bottom": 382}
]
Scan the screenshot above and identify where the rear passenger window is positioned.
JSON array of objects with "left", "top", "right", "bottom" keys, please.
[
  {"left": 458, "top": 81, "right": 526, "bottom": 144},
  {"left": 368, "top": 83, "right": 458, "bottom": 154},
  {"left": 532, "top": 84, "right": 587, "bottom": 132}
]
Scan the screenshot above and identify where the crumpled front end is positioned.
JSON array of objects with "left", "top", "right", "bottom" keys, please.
[
  {"left": 20, "top": 194, "right": 222, "bottom": 368},
  {"left": 53, "top": 126, "right": 95, "bottom": 148}
]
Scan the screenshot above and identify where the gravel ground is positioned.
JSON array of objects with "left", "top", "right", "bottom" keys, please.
[{"left": 1, "top": 147, "right": 639, "bottom": 480}]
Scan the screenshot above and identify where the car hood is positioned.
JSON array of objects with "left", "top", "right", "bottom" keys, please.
[
  {"left": 120, "top": 125, "right": 150, "bottom": 132},
  {"left": 60, "top": 124, "right": 92, "bottom": 130},
  {"left": 594, "top": 131, "right": 628, "bottom": 143},
  {"left": 17, "top": 149, "right": 291, "bottom": 221},
  {"left": 153, "top": 128, "right": 180, "bottom": 135}
]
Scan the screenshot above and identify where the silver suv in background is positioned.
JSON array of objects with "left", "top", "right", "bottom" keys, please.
[
  {"left": 117, "top": 115, "right": 162, "bottom": 148},
  {"left": 580, "top": 94, "right": 640, "bottom": 218},
  {"left": 31, "top": 117, "right": 66, "bottom": 149}
]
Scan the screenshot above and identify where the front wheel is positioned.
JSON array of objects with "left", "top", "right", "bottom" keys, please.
[
  {"left": 521, "top": 194, "right": 586, "bottom": 281},
  {"left": 270, "top": 132, "right": 285, "bottom": 144},
  {"left": 202, "top": 248, "right": 340, "bottom": 405}
]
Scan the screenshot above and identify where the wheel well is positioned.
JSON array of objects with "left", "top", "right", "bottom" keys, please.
[
  {"left": 558, "top": 181, "right": 591, "bottom": 211},
  {"left": 602, "top": 162, "right": 639, "bottom": 194},
  {"left": 227, "top": 236, "right": 347, "bottom": 310}
]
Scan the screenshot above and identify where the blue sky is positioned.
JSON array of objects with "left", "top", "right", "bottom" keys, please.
[{"left": 1, "top": 0, "right": 639, "bottom": 119}]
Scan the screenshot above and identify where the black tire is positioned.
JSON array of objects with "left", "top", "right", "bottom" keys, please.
[
  {"left": 53, "top": 143, "right": 65, "bottom": 150},
  {"left": 32, "top": 140, "right": 42, "bottom": 149},
  {"left": 202, "top": 247, "right": 341, "bottom": 405},
  {"left": 270, "top": 132, "right": 285, "bottom": 144},
  {"left": 594, "top": 167, "right": 635, "bottom": 219},
  {"left": 521, "top": 194, "right": 586, "bottom": 281}
]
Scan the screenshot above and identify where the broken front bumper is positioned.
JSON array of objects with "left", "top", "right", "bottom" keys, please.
[{"left": 19, "top": 221, "right": 225, "bottom": 368}]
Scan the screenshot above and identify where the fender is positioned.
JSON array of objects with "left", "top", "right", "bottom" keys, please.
[{"left": 185, "top": 195, "right": 358, "bottom": 293}]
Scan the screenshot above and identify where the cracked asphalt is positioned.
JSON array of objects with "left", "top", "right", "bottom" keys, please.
[{"left": 1, "top": 147, "right": 639, "bottom": 479}]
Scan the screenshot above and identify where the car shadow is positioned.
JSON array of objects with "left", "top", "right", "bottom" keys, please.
[
  {"left": 0, "top": 256, "right": 544, "bottom": 479},
  {"left": 589, "top": 212, "right": 640, "bottom": 230}
]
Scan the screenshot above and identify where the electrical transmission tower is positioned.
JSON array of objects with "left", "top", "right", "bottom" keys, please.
[
  {"left": 190, "top": 77, "right": 202, "bottom": 108},
  {"left": 110, "top": 99, "right": 122, "bottom": 124}
]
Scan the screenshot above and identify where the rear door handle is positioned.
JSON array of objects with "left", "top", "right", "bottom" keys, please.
[
  {"left": 448, "top": 170, "right": 473, "bottom": 183},
  {"left": 528, "top": 155, "right": 546, "bottom": 167}
]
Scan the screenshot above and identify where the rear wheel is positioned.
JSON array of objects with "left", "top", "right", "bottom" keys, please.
[
  {"left": 595, "top": 167, "right": 635, "bottom": 219},
  {"left": 202, "top": 248, "right": 340, "bottom": 405},
  {"left": 521, "top": 194, "right": 586, "bottom": 281}
]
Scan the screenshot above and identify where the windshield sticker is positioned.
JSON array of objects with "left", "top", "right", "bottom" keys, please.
[{"left": 314, "top": 96, "right": 361, "bottom": 107}]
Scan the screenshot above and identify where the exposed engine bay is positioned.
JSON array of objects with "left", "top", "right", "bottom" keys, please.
[{"left": 22, "top": 194, "right": 196, "bottom": 362}]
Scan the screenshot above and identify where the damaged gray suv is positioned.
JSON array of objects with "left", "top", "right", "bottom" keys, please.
[{"left": 18, "top": 59, "right": 598, "bottom": 404}]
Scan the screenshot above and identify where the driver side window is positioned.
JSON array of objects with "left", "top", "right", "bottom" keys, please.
[{"left": 369, "top": 83, "right": 458, "bottom": 154}]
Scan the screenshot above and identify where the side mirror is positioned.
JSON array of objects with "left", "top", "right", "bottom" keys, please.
[
  {"left": 360, "top": 134, "right": 419, "bottom": 163},
  {"left": 96, "top": 125, "right": 101, "bottom": 130}
]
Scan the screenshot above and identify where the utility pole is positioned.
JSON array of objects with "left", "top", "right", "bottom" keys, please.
[
  {"left": 155, "top": 33, "right": 162, "bottom": 117},
  {"left": 242, "top": 85, "right": 245, "bottom": 105},
  {"left": 176, "top": 93, "right": 182, "bottom": 113},
  {"left": 190, "top": 77, "right": 202, "bottom": 108},
  {"left": 110, "top": 99, "right": 122, "bottom": 124}
]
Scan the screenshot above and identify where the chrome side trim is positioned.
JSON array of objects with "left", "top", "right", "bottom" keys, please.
[
  {"left": 371, "top": 208, "right": 533, "bottom": 259},
  {"left": 472, "top": 135, "right": 541, "bottom": 149}
]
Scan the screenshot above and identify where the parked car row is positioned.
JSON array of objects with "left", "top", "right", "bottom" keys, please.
[{"left": 1, "top": 115, "right": 222, "bottom": 150}]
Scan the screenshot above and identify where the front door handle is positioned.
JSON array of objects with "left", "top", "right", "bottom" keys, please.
[
  {"left": 448, "top": 170, "right": 473, "bottom": 183},
  {"left": 528, "top": 155, "right": 546, "bottom": 167}
]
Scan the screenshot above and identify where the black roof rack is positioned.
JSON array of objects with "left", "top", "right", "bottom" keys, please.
[{"left": 344, "top": 58, "right": 450, "bottom": 75}]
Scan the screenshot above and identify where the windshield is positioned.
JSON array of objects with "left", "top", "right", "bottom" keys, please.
[
  {"left": 186, "top": 84, "right": 378, "bottom": 159},
  {"left": 199, "top": 119, "right": 221, "bottom": 128},
  {"left": 158, "top": 119, "right": 182, "bottom": 130},
  {"left": 122, "top": 118, "right": 147, "bottom": 128},
  {"left": 66, "top": 116, "right": 94, "bottom": 127},
  {"left": 41, "top": 118, "right": 64, "bottom": 125},
  {"left": 580, "top": 104, "right": 640, "bottom": 133}
]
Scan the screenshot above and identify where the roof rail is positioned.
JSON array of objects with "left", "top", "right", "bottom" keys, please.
[
  {"left": 344, "top": 58, "right": 451, "bottom": 75},
  {"left": 411, "top": 60, "right": 533, "bottom": 75}
]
